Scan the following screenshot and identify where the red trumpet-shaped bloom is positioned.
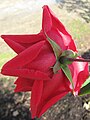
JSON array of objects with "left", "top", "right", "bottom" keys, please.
[{"left": 1, "top": 5, "right": 89, "bottom": 118}]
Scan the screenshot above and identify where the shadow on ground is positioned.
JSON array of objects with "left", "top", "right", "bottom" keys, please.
[
  {"left": 0, "top": 90, "right": 90, "bottom": 120},
  {"left": 0, "top": 77, "right": 31, "bottom": 120},
  {"left": 0, "top": 92, "right": 31, "bottom": 120},
  {"left": 43, "top": 93, "right": 90, "bottom": 120},
  {"left": 82, "top": 49, "right": 90, "bottom": 71},
  {"left": 82, "top": 49, "right": 90, "bottom": 59},
  {"left": 56, "top": 0, "right": 90, "bottom": 23}
]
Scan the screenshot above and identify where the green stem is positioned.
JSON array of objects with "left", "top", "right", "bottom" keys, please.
[{"left": 67, "top": 58, "right": 90, "bottom": 62}]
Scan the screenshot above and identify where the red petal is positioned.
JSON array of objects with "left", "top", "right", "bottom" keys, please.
[
  {"left": 69, "top": 59, "right": 89, "bottom": 92},
  {"left": 36, "top": 70, "right": 69, "bottom": 117},
  {"left": 1, "top": 41, "right": 45, "bottom": 69},
  {"left": 1, "top": 35, "right": 25, "bottom": 54},
  {"left": 38, "top": 91, "right": 68, "bottom": 117},
  {"left": 1, "top": 68, "right": 51, "bottom": 81},
  {"left": 25, "top": 42, "right": 55, "bottom": 74},
  {"left": 31, "top": 80, "right": 43, "bottom": 118},
  {"left": 1, "top": 32, "right": 44, "bottom": 53},
  {"left": 42, "top": 5, "right": 77, "bottom": 51},
  {"left": 14, "top": 77, "right": 34, "bottom": 92},
  {"left": 42, "top": 6, "right": 52, "bottom": 32},
  {"left": 1, "top": 33, "right": 44, "bottom": 43}
]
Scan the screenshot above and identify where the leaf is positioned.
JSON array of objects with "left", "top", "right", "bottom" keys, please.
[
  {"left": 79, "top": 83, "right": 90, "bottom": 96},
  {"left": 45, "top": 33, "right": 62, "bottom": 59},
  {"left": 79, "top": 77, "right": 90, "bottom": 96},
  {"left": 60, "top": 64, "right": 74, "bottom": 90},
  {"left": 82, "top": 76, "right": 90, "bottom": 88},
  {"left": 36, "top": 118, "right": 40, "bottom": 120}
]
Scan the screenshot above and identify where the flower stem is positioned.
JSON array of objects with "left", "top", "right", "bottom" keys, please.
[{"left": 67, "top": 58, "right": 90, "bottom": 62}]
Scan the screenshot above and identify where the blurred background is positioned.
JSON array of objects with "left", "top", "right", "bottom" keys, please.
[{"left": 0, "top": 0, "right": 90, "bottom": 120}]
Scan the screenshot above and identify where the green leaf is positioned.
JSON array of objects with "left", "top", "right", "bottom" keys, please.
[
  {"left": 82, "top": 76, "right": 90, "bottom": 88},
  {"left": 37, "top": 118, "right": 40, "bottom": 120},
  {"left": 36, "top": 118, "right": 40, "bottom": 120},
  {"left": 45, "top": 33, "right": 62, "bottom": 59},
  {"left": 61, "top": 64, "right": 74, "bottom": 89},
  {"left": 79, "top": 77, "right": 90, "bottom": 96},
  {"left": 79, "top": 83, "right": 90, "bottom": 96}
]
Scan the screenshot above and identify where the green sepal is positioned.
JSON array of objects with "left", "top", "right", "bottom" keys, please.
[
  {"left": 60, "top": 64, "right": 74, "bottom": 90},
  {"left": 61, "top": 50, "right": 77, "bottom": 58},
  {"left": 45, "top": 33, "right": 76, "bottom": 90},
  {"left": 79, "top": 77, "right": 90, "bottom": 96},
  {"left": 45, "top": 33, "right": 62, "bottom": 59},
  {"left": 53, "top": 61, "right": 61, "bottom": 74},
  {"left": 60, "top": 50, "right": 78, "bottom": 64}
]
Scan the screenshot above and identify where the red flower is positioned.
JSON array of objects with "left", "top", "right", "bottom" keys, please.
[{"left": 1, "top": 5, "right": 89, "bottom": 118}]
